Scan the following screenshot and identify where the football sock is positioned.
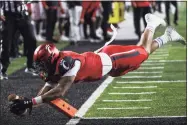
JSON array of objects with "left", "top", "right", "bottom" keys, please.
[
  {"left": 154, "top": 34, "right": 169, "bottom": 48},
  {"left": 32, "top": 96, "right": 43, "bottom": 105}
]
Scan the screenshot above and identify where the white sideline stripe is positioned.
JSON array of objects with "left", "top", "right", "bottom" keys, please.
[
  {"left": 128, "top": 71, "right": 162, "bottom": 74},
  {"left": 141, "top": 63, "right": 165, "bottom": 66},
  {"left": 97, "top": 107, "right": 151, "bottom": 110},
  {"left": 116, "top": 80, "right": 186, "bottom": 84},
  {"left": 66, "top": 76, "right": 114, "bottom": 125},
  {"left": 113, "top": 86, "right": 157, "bottom": 89},
  {"left": 102, "top": 99, "right": 152, "bottom": 102},
  {"left": 139, "top": 67, "right": 164, "bottom": 69},
  {"left": 145, "top": 60, "right": 186, "bottom": 63},
  {"left": 108, "top": 92, "right": 156, "bottom": 95},
  {"left": 122, "top": 76, "right": 162, "bottom": 78},
  {"left": 83, "top": 116, "right": 186, "bottom": 119}
]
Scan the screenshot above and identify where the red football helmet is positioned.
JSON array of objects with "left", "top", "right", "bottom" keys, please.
[{"left": 33, "top": 43, "right": 59, "bottom": 76}]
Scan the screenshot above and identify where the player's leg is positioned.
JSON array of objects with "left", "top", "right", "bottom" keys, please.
[
  {"left": 150, "top": 26, "right": 186, "bottom": 53},
  {"left": 136, "top": 13, "right": 166, "bottom": 54}
]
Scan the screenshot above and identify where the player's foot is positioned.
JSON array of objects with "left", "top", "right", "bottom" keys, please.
[
  {"left": 0, "top": 72, "right": 8, "bottom": 80},
  {"left": 145, "top": 13, "right": 166, "bottom": 28},
  {"left": 164, "top": 26, "right": 186, "bottom": 45},
  {"left": 25, "top": 68, "right": 38, "bottom": 76}
]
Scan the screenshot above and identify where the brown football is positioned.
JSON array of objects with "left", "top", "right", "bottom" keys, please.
[{"left": 8, "top": 94, "right": 21, "bottom": 101}]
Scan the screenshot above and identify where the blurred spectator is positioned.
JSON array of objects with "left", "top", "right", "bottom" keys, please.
[
  {"left": 0, "top": 1, "right": 37, "bottom": 80},
  {"left": 67, "top": 1, "right": 82, "bottom": 43},
  {"left": 125, "top": 0, "right": 132, "bottom": 12},
  {"left": 132, "top": 1, "right": 152, "bottom": 38},
  {"left": 42, "top": 1, "right": 64, "bottom": 43},
  {"left": 0, "top": 12, "right": 3, "bottom": 57},
  {"left": 30, "top": 1, "right": 45, "bottom": 42},
  {"left": 58, "top": 1, "right": 70, "bottom": 42},
  {"left": 101, "top": 1, "right": 112, "bottom": 41},
  {"left": 10, "top": 31, "right": 22, "bottom": 58},
  {"left": 80, "top": 1, "right": 100, "bottom": 42},
  {"left": 165, "top": 1, "right": 178, "bottom": 26},
  {"left": 156, "top": 1, "right": 162, "bottom": 13}
]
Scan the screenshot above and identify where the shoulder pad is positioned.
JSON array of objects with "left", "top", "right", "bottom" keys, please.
[{"left": 58, "top": 56, "right": 75, "bottom": 75}]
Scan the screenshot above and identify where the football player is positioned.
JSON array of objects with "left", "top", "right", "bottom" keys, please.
[{"left": 9, "top": 13, "right": 185, "bottom": 115}]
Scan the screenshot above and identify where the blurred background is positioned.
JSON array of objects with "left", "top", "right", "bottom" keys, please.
[
  {"left": 0, "top": 1, "right": 187, "bottom": 125},
  {"left": 0, "top": 1, "right": 186, "bottom": 77}
]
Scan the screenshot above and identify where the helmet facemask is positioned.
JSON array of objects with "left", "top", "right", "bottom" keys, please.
[
  {"left": 33, "top": 43, "right": 59, "bottom": 81},
  {"left": 33, "top": 54, "right": 53, "bottom": 81}
]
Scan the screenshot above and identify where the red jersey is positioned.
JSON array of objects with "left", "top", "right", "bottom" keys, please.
[
  {"left": 80, "top": 1, "right": 100, "bottom": 19},
  {"left": 42, "top": 45, "right": 148, "bottom": 83},
  {"left": 46, "top": 51, "right": 103, "bottom": 83},
  {"left": 132, "top": 1, "right": 151, "bottom": 7}
]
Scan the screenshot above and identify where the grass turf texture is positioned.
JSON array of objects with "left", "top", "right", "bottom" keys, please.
[{"left": 85, "top": 3, "right": 186, "bottom": 118}]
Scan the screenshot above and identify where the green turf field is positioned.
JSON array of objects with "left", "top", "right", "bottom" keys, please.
[
  {"left": 85, "top": 4, "right": 186, "bottom": 118},
  {"left": 85, "top": 44, "right": 186, "bottom": 117}
]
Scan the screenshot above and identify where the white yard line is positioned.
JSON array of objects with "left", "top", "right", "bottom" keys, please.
[
  {"left": 102, "top": 99, "right": 152, "bottom": 102},
  {"left": 97, "top": 107, "right": 151, "bottom": 110},
  {"left": 83, "top": 116, "right": 186, "bottom": 119},
  {"left": 116, "top": 80, "right": 186, "bottom": 84},
  {"left": 113, "top": 86, "right": 157, "bottom": 89},
  {"left": 145, "top": 60, "right": 186, "bottom": 63},
  {"left": 66, "top": 76, "right": 114, "bottom": 125},
  {"left": 121, "top": 76, "right": 162, "bottom": 78},
  {"left": 149, "top": 57, "right": 167, "bottom": 60},
  {"left": 151, "top": 54, "right": 169, "bottom": 56},
  {"left": 128, "top": 71, "right": 163, "bottom": 74},
  {"left": 108, "top": 92, "right": 156, "bottom": 95},
  {"left": 139, "top": 67, "right": 164, "bottom": 69},
  {"left": 152, "top": 51, "right": 169, "bottom": 55},
  {"left": 141, "top": 63, "right": 165, "bottom": 66}
]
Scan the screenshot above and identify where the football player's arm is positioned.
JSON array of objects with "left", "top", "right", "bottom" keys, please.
[
  {"left": 32, "top": 60, "right": 81, "bottom": 105},
  {"left": 41, "top": 76, "right": 75, "bottom": 103},
  {"left": 37, "top": 82, "right": 53, "bottom": 96}
]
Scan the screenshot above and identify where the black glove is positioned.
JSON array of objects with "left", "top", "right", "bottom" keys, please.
[{"left": 9, "top": 97, "right": 33, "bottom": 116}]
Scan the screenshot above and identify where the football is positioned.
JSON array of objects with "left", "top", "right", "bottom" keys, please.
[
  {"left": 8, "top": 94, "right": 24, "bottom": 102},
  {"left": 8, "top": 94, "right": 28, "bottom": 116},
  {"left": 8, "top": 94, "right": 19, "bottom": 102}
]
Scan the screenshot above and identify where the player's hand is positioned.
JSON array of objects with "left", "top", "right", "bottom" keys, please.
[
  {"left": 0, "top": 15, "right": 6, "bottom": 21},
  {"left": 60, "top": 9, "right": 64, "bottom": 14},
  {"left": 80, "top": 18, "right": 84, "bottom": 24},
  {"left": 9, "top": 97, "right": 33, "bottom": 116},
  {"left": 44, "top": 5, "right": 49, "bottom": 10},
  {"left": 92, "top": 17, "right": 96, "bottom": 22}
]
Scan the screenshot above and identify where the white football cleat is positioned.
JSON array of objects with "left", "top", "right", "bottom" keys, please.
[
  {"left": 145, "top": 13, "right": 166, "bottom": 27},
  {"left": 60, "top": 35, "right": 70, "bottom": 41},
  {"left": 165, "top": 26, "right": 186, "bottom": 45}
]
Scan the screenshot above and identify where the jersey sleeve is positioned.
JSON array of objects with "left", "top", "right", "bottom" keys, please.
[
  {"left": 58, "top": 56, "right": 76, "bottom": 76},
  {"left": 63, "top": 60, "right": 81, "bottom": 77}
]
